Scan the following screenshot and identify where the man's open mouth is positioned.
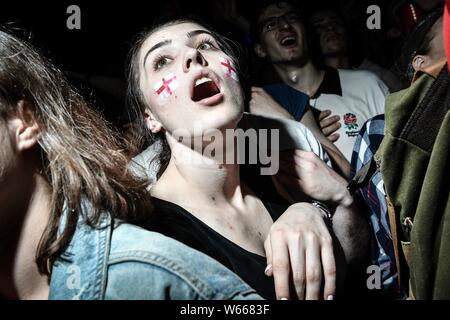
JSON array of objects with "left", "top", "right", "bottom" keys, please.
[
  {"left": 192, "top": 76, "right": 221, "bottom": 102},
  {"left": 325, "top": 32, "right": 342, "bottom": 43},
  {"left": 279, "top": 35, "right": 297, "bottom": 47}
]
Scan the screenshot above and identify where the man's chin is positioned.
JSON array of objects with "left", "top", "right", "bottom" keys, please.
[{"left": 283, "top": 52, "right": 309, "bottom": 66}]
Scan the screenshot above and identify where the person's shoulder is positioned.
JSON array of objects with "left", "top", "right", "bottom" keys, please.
[
  {"left": 338, "top": 69, "right": 389, "bottom": 95},
  {"left": 107, "top": 222, "right": 261, "bottom": 300},
  {"left": 338, "top": 68, "right": 382, "bottom": 83},
  {"left": 128, "top": 142, "right": 164, "bottom": 182}
]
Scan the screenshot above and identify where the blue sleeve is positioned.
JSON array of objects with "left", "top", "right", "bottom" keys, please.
[
  {"left": 104, "top": 260, "right": 262, "bottom": 300},
  {"left": 263, "top": 84, "right": 309, "bottom": 121}
]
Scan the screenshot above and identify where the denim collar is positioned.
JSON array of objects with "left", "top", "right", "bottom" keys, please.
[{"left": 48, "top": 201, "right": 112, "bottom": 300}]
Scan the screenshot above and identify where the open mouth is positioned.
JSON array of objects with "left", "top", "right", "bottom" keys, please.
[
  {"left": 325, "top": 32, "right": 342, "bottom": 43},
  {"left": 192, "top": 77, "right": 221, "bottom": 102},
  {"left": 279, "top": 35, "right": 297, "bottom": 47}
]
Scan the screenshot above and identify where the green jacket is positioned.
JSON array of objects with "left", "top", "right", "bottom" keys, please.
[{"left": 376, "top": 66, "right": 450, "bottom": 299}]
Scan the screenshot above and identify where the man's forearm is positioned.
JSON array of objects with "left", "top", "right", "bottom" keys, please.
[{"left": 331, "top": 200, "right": 370, "bottom": 267}]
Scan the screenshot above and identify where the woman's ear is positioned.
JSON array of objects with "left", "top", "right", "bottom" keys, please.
[
  {"left": 13, "top": 100, "right": 41, "bottom": 152},
  {"left": 412, "top": 54, "right": 427, "bottom": 72},
  {"left": 143, "top": 107, "right": 163, "bottom": 133}
]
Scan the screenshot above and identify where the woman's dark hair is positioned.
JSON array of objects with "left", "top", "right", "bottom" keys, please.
[
  {"left": 126, "top": 16, "right": 248, "bottom": 179},
  {"left": 0, "top": 28, "right": 153, "bottom": 277}
]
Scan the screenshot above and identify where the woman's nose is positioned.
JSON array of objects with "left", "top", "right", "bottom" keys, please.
[{"left": 184, "top": 49, "right": 207, "bottom": 72}]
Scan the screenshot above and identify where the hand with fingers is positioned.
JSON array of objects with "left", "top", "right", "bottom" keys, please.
[
  {"left": 317, "top": 110, "right": 341, "bottom": 143},
  {"left": 272, "top": 150, "right": 353, "bottom": 207},
  {"left": 264, "top": 202, "right": 336, "bottom": 300},
  {"left": 249, "top": 87, "right": 295, "bottom": 120}
]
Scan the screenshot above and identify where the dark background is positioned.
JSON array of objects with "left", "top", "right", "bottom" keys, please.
[
  {"left": 0, "top": 0, "right": 442, "bottom": 124},
  {"left": 0, "top": 0, "right": 400, "bottom": 75}
]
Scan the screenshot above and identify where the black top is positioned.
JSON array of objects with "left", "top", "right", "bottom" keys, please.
[
  {"left": 311, "top": 66, "right": 343, "bottom": 98},
  {"left": 145, "top": 196, "right": 288, "bottom": 300}
]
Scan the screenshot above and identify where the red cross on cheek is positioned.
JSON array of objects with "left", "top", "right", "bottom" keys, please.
[
  {"left": 220, "top": 58, "right": 238, "bottom": 81},
  {"left": 155, "top": 75, "right": 177, "bottom": 96}
]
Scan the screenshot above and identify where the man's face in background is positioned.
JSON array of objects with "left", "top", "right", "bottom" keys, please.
[
  {"left": 255, "top": 2, "right": 310, "bottom": 66},
  {"left": 310, "top": 10, "right": 349, "bottom": 58}
]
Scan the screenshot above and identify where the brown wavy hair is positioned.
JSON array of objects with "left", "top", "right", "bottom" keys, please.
[{"left": 0, "top": 28, "right": 153, "bottom": 277}]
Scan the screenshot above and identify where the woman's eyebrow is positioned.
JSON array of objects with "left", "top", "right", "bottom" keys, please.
[
  {"left": 187, "top": 30, "right": 214, "bottom": 39},
  {"left": 143, "top": 39, "right": 171, "bottom": 68},
  {"left": 142, "top": 30, "right": 214, "bottom": 68}
]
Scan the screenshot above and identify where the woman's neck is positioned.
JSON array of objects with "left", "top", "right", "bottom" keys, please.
[
  {"left": 151, "top": 133, "right": 273, "bottom": 256},
  {"left": 0, "top": 172, "right": 51, "bottom": 300},
  {"left": 152, "top": 133, "right": 249, "bottom": 211}
]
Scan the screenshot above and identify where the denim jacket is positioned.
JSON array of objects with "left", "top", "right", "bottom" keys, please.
[{"left": 48, "top": 202, "right": 261, "bottom": 300}]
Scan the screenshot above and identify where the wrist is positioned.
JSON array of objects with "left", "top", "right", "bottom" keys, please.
[
  {"left": 310, "top": 200, "right": 333, "bottom": 223},
  {"left": 335, "top": 188, "right": 354, "bottom": 208},
  {"left": 327, "top": 171, "right": 354, "bottom": 207}
]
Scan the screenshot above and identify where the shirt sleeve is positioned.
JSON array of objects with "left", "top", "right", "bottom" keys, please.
[{"left": 263, "top": 84, "right": 309, "bottom": 121}]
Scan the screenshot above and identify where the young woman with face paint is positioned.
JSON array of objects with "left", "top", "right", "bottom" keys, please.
[{"left": 127, "top": 18, "right": 369, "bottom": 300}]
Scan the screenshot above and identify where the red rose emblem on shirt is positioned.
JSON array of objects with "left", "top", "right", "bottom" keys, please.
[{"left": 344, "top": 113, "right": 359, "bottom": 131}]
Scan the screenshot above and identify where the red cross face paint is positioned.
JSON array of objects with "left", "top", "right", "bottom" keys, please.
[
  {"left": 219, "top": 57, "right": 238, "bottom": 82},
  {"left": 153, "top": 73, "right": 179, "bottom": 102}
]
